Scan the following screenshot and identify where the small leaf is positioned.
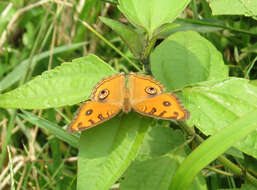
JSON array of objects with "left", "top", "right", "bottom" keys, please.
[
  {"left": 210, "top": 0, "right": 257, "bottom": 17},
  {"left": 169, "top": 109, "right": 257, "bottom": 190},
  {"left": 77, "top": 112, "right": 152, "bottom": 190},
  {"left": 0, "top": 55, "right": 115, "bottom": 109},
  {"left": 183, "top": 78, "right": 257, "bottom": 158},
  {"left": 100, "top": 17, "right": 145, "bottom": 57},
  {"left": 22, "top": 22, "right": 35, "bottom": 48},
  {"left": 151, "top": 31, "right": 228, "bottom": 90},
  {"left": 159, "top": 19, "right": 223, "bottom": 38},
  {"left": 118, "top": 0, "right": 191, "bottom": 37}
]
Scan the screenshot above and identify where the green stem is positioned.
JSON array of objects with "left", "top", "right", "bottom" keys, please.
[
  {"left": 79, "top": 19, "right": 141, "bottom": 72},
  {"left": 205, "top": 166, "right": 234, "bottom": 177},
  {"left": 190, "top": 0, "right": 199, "bottom": 19},
  {"left": 176, "top": 18, "right": 257, "bottom": 36},
  {"left": 0, "top": 110, "right": 17, "bottom": 169},
  {"left": 141, "top": 36, "right": 157, "bottom": 60}
]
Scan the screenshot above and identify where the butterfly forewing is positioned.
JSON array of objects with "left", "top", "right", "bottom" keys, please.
[
  {"left": 91, "top": 73, "right": 126, "bottom": 105},
  {"left": 129, "top": 73, "right": 165, "bottom": 104}
]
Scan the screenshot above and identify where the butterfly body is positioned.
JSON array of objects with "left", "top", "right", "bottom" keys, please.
[{"left": 68, "top": 73, "right": 189, "bottom": 132}]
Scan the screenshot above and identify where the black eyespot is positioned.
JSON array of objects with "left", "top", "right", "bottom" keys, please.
[
  {"left": 145, "top": 86, "right": 157, "bottom": 95},
  {"left": 163, "top": 101, "right": 171, "bottom": 107},
  {"left": 85, "top": 109, "right": 93, "bottom": 115},
  {"left": 98, "top": 89, "right": 109, "bottom": 100}
]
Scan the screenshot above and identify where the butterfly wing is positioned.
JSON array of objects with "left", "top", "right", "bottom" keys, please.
[
  {"left": 132, "top": 93, "right": 190, "bottom": 120},
  {"left": 129, "top": 73, "right": 165, "bottom": 104},
  {"left": 68, "top": 101, "right": 121, "bottom": 132},
  {"left": 68, "top": 73, "right": 126, "bottom": 132},
  {"left": 91, "top": 73, "right": 126, "bottom": 105}
]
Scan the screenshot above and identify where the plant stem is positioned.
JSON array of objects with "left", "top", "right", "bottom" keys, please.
[
  {"left": 0, "top": 110, "right": 17, "bottom": 169},
  {"left": 79, "top": 19, "right": 141, "bottom": 72}
]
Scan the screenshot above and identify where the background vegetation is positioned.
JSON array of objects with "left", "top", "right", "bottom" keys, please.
[{"left": 0, "top": 0, "right": 257, "bottom": 190}]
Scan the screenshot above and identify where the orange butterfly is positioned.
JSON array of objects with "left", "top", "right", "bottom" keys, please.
[{"left": 68, "top": 73, "right": 190, "bottom": 132}]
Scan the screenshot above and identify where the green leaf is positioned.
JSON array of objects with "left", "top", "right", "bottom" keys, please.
[
  {"left": 120, "top": 155, "right": 180, "bottom": 190},
  {"left": 118, "top": 0, "right": 191, "bottom": 38},
  {"left": 77, "top": 112, "right": 151, "bottom": 190},
  {"left": 19, "top": 111, "right": 79, "bottom": 148},
  {"left": 0, "top": 41, "right": 89, "bottom": 92},
  {"left": 210, "top": 0, "right": 257, "bottom": 17},
  {"left": 121, "top": 127, "right": 207, "bottom": 190},
  {"left": 150, "top": 31, "right": 228, "bottom": 90},
  {"left": 0, "top": 55, "right": 115, "bottom": 109},
  {"left": 169, "top": 109, "right": 257, "bottom": 190},
  {"left": 138, "top": 126, "right": 185, "bottom": 157},
  {"left": 100, "top": 17, "right": 145, "bottom": 57},
  {"left": 183, "top": 78, "right": 257, "bottom": 158}
]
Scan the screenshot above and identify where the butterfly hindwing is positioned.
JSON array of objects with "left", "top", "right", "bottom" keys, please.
[
  {"left": 132, "top": 93, "right": 190, "bottom": 120},
  {"left": 68, "top": 101, "right": 121, "bottom": 132}
]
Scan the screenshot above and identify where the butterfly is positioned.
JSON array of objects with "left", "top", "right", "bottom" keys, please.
[{"left": 68, "top": 73, "right": 190, "bottom": 132}]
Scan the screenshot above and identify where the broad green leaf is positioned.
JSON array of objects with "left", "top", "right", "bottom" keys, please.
[
  {"left": 151, "top": 31, "right": 228, "bottom": 90},
  {"left": 100, "top": 17, "right": 145, "bottom": 57},
  {"left": 121, "top": 155, "right": 207, "bottom": 190},
  {"left": 138, "top": 126, "right": 185, "bottom": 157},
  {"left": 19, "top": 111, "right": 79, "bottom": 148},
  {"left": 0, "top": 55, "right": 115, "bottom": 109},
  {"left": 121, "top": 127, "right": 207, "bottom": 190},
  {"left": 78, "top": 112, "right": 151, "bottom": 190},
  {"left": 118, "top": 0, "right": 191, "bottom": 38},
  {"left": 0, "top": 41, "right": 88, "bottom": 92},
  {"left": 169, "top": 109, "right": 257, "bottom": 190},
  {"left": 183, "top": 78, "right": 257, "bottom": 158},
  {"left": 210, "top": 0, "right": 257, "bottom": 16},
  {"left": 120, "top": 156, "right": 180, "bottom": 190}
]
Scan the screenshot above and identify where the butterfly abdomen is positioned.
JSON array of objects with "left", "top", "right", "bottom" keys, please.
[{"left": 123, "top": 88, "right": 131, "bottom": 113}]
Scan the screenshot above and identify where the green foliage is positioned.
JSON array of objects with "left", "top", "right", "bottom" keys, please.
[
  {"left": 19, "top": 111, "right": 79, "bottom": 148},
  {"left": 170, "top": 110, "right": 257, "bottom": 190},
  {"left": 118, "top": 0, "right": 191, "bottom": 38},
  {"left": 0, "top": 55, "right": 115, "bottom": 108},
  {"left": 78, "top": 112, "right": 151, "bottom": 190},
  {"left": 210, "top": 0, "right": 257, "bottom": 16},
  {"left": 151, "top": 31, "right": 228, "bottom": 90},
  {"left": 100, "top": 17, "right": 145, "bottom": 58},
  {"left": 0, "top": 0, "right": 257, "bottom": 190}
]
